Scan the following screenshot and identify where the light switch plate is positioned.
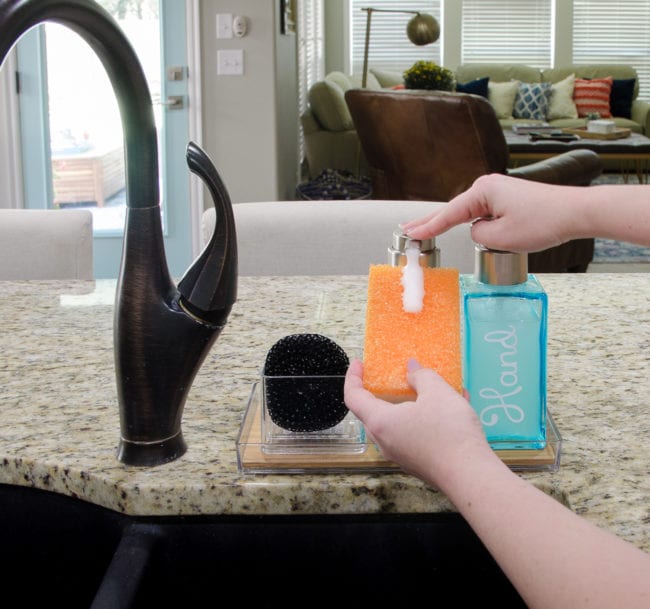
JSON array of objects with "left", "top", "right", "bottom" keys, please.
[
  {"left": 217, "top": 49, "right": 244, "bottom": 75},
  {"left": 216, "top": 13, "right": 233, "bottom": 39}
]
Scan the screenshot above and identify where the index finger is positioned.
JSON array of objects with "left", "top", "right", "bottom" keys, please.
[{"left": 408, "top": 196, "right": 486, "bottom": 240}]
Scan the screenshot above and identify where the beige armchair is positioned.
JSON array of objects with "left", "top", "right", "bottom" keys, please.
[
  {"left": 202, "top": 200, "right": 475, "bottom": 276},
  {"left": 0, "top": 209, "right": 93, "bottom": 279}
]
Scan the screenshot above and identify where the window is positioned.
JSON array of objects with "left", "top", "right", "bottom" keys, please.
[
  {"left": 573, "top": 0, "right": 650, "bottom": 100},
  {"left": 350, "top": 0, "right": 441, "bottom": 75},
  {"left": 297, "top": 0, "right": 324, "bottom": 116},
  {"left": 297, "top": 0, "right": 324, "bottom": 176},
  {"left": 461, "top": 0, "right": 552, "bottom": 67}
]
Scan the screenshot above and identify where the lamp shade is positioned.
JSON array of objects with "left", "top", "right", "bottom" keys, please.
[{"left": 407, "top": 13, "right": 440, "bottom": 46}]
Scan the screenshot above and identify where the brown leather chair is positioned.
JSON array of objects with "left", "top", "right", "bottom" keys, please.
[{"left": 345, "top": 88, "right": 603, "bottom": 272}]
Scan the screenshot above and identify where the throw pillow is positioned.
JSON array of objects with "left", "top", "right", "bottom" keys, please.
[
  {"left": 573, "top": 77, "right": 613, "bottom": 118},
  {"left": 370, "top": 68, "right": 405, "bottom": 88},
  {"left": 456, "top": 77, "right": 489, "bottom": 98},
  {"left": 488, "top": 80, "right": 519, "bottom": 119},
  {"left": 348, "top": 72, "right": 381, "bottom": 90},
  {"left": 610, "top": 78, "right": 636, "bottom": 118},
  {"left": 513, "top": 82, "right": 552, "bottom": 120},
  {"left": 547, "top": 73, "right": 578, "bottom": 120},
  {"left": 325, "top": 71, "right": 353, "bottom": 92},
  {"left": 308, "top": 80, "right": 354, "bottom": 131}
]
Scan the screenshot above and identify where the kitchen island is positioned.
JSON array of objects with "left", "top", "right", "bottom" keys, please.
[{"left": 1, "top": 274, "right": 649, "bottom": 556}]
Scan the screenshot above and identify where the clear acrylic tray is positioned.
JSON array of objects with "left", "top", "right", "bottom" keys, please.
[{"left": 236, "top": 380, "right": 562, "bottom": 475}]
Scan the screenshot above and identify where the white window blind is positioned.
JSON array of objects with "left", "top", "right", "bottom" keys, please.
[
  {"left": 573, "top": 0, "right": 650, "bottom": 100},
  {"left": 350, "top": 0, "right": 442, "bottom": 75},
  {"left": 461, "top": 0, "right": 552, "bottom": 67},
  {"left": 297, "top": 0, "right": 324, "bottom": 116},
  {"left": 297, "top": 0, "right": 324, "bottom": 175}
]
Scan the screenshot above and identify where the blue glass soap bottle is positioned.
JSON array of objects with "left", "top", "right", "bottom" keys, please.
[{"left": 460, "top": 245, "right": 547, "bottom": 449}]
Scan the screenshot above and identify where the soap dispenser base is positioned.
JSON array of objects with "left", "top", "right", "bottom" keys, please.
[{"left": 117, "top": 432, "right": 187, "bottom": 467}]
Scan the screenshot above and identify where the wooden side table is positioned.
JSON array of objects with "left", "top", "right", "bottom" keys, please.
[{"left": 52, "top": 145, "right": 125, "bottom": 207}]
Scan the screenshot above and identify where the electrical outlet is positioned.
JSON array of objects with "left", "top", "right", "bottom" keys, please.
[
  {"left": 217, "top": 49, "right": 244, "bottom": 75},
  {"left": 216, "top": 13, "right": 233, "bottom": 39}
]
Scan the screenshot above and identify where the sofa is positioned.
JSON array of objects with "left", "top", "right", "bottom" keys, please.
[
  {"left": 301, "top": 63, "right": 650, "bottom": 178},
  {"left": 455, "top": 63, "right": 650, "bottom": 134}
]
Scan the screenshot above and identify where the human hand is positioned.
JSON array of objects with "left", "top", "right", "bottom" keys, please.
[
  {"left": 402, "top": 174, "right": 578, "bottom": 253},
  {"left": 344, "top": 358, "right": 491, "bottom": 490}
]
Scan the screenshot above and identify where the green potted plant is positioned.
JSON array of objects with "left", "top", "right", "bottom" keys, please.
[{"left": 403, "top": 60, "right": 455, "bottom": 91}]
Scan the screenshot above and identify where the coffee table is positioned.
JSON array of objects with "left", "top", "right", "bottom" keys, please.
[{"left": 504, "top": 129, "right": 650, "bottom": 183}]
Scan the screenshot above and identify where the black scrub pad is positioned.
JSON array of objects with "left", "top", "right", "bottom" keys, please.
[{"left": 263, "top": 333, "right": 350, "bottom": 432}]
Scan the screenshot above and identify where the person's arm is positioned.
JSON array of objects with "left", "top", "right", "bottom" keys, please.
[
  {"left": 402, "top": 174, "right": 650, "bottom": 250},
  {"left": 344, "top": 359, "right": 650, "bottom": 609},
  {"left": 447, "top": 438, "right": 650, "bottom": 609}
]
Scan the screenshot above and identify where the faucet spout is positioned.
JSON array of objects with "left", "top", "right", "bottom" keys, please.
[{"left": 0, "top": 0, "right": 238, "bottom": 467}]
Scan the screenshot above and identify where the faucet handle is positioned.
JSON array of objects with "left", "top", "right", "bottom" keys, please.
[{"left": 178, "top": 142, "right": 238, "bottom": 325}]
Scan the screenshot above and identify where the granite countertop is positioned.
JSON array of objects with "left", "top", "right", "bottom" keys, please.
[{"left": 1, "top": 275, "right": 649, "bottom": 552}]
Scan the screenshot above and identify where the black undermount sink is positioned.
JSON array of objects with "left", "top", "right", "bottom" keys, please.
[{"left": 1, "top": 484, "right": 527, "bottom": 608}]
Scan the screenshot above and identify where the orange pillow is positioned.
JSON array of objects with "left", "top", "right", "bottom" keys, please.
[{"left": 573, "top": 77, "right": 613, "bottom": 118}]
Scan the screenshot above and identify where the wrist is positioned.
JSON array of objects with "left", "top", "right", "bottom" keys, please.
[
  {"left": 434, "top": 442, "right": 513, "bottom": 509},
  {"left": 564, "top": 184, "right": 618, "bottom": 241}
]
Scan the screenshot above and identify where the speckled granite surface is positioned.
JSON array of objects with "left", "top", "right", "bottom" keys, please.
[{"left": 1, "top": 275, "right": 649, "bottom": 552}]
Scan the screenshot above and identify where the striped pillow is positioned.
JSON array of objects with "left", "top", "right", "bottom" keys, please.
[{"left": 573, "top": 77, "right": 613, "bottom": 118}]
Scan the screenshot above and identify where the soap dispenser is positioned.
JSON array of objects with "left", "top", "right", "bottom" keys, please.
[
  {"left": 388, "top": 228, "right": 440, "bottom": 267},
  {"left": 460, "top": 245, "right": 547, "bottom": 449}
]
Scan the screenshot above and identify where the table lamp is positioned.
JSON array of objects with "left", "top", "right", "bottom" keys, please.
[{"left": 361, "top": 7, "right": 440, "bottom": 88}]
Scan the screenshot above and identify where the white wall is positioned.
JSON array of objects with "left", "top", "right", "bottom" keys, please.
[{"left": 199, "top": 0, "right": 298, "bottom": 203}]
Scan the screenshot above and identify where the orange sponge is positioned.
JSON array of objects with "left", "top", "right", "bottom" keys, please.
[{"left": 363, "top": 265, "right": 462, "bottom": 401}]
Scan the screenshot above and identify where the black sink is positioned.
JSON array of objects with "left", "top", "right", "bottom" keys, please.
[
  {"left": 102, "top": 514, "right": 527, "bottom": 608},
  {"left": 0, "top": 484, "right": 527, "bottom": 608},
  {"left": 0, "top": 484, "right": 124, "bottom": 608}
]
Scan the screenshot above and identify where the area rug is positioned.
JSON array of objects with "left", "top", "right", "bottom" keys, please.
[{"left": 592, "top": 238, "right": 650, "bottom": 263}]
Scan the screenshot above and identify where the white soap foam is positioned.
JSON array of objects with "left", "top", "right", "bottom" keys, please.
[{"left": 401, "top": 243, "right": 424, "bottom": 313}]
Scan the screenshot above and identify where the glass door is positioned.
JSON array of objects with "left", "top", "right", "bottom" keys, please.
[{"left": 16, "top": 0, "right": 192, "bottom": 278}]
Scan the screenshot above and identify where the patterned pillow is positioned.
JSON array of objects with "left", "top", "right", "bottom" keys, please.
[
  {"left": 573, "top": 77, "right": 613, "bottom": 118},
  {"left": 547, "top": 74, "right": 578, "bottom": 120},
  {"left": 488, "top": 81, "right": 519, "bottom": 119},
  {"left": 513, "top": 82, "right": 552, "bottom": 120}
]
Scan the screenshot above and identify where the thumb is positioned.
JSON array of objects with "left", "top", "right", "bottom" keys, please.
[
  {"left": 407, "top": 358, "right": 422, "bottom": 374},
  {"left": 469, "top": 217, "right": 499, "bottom": 248},
  {"left": 470, "top": 217, "right": 518, "bottom": 253},
  {"left": 407, "top": 358, "right": 450, "bottom": 395}
]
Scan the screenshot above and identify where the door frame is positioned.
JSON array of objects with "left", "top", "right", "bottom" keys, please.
[
  {"left": 0, "top": 48, "right": 23, "bottom": 209},
  {"left": 186, "top": 0, "right": 204, "bottom": 259}
]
